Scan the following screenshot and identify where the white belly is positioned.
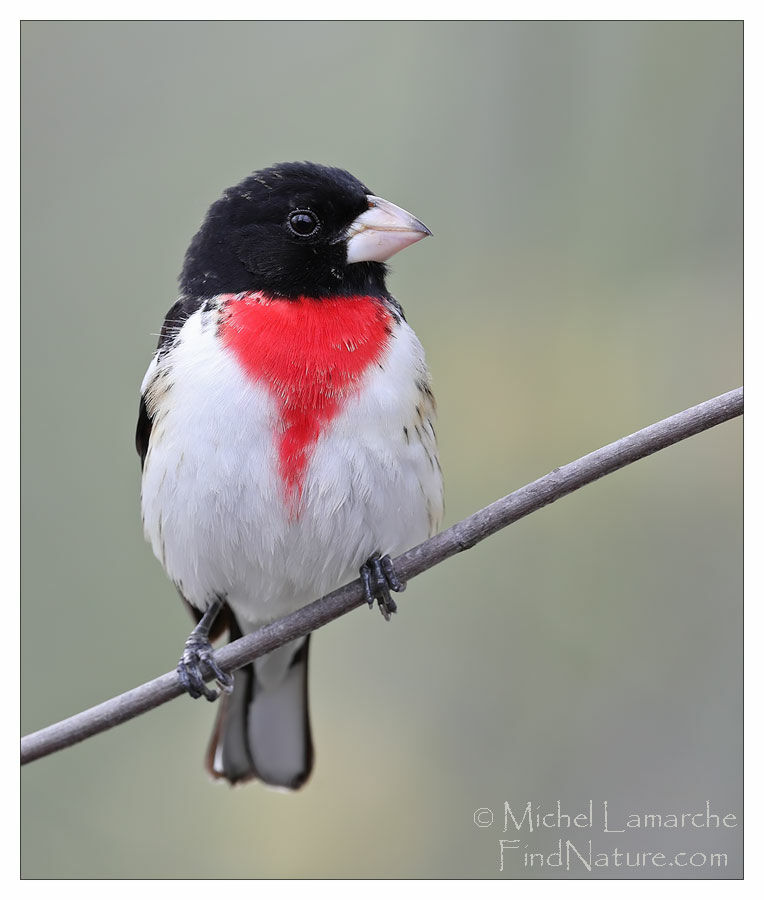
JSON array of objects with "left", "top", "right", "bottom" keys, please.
[{"left": 140, "top": 307, "right": 443, "bottom": 629}]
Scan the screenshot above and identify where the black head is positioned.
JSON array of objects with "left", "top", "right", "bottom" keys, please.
[{"left": 180, "top": 162, "right": 394, "bottom": 300}]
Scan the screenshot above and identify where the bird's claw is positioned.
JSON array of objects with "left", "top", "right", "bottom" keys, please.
[
  {"left": 360, "top": 554, "right": 406, "bottom": 621},
  {"left": 177, "top": 634, "right": 234, "bottom": 702}
]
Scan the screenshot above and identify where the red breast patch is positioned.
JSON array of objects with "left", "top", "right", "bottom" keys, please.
[{"left": 219, "top": 291, "right": 392, "bottom": 506}]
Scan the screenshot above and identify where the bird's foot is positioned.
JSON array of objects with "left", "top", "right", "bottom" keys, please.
[
  {"left": 360, "top": 554, "right": 406, "bottom": 621},
  {"left": 177, "top": 633, "right": 233, "bottom": 702}
]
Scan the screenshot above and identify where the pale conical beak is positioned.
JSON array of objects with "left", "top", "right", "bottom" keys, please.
[{"left": 344, "top": 195, "right": 432, "bottom": 264}]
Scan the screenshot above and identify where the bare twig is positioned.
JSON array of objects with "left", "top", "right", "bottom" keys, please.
[{"left": 21, "top": 387, "right": 743, "bottom": 766}]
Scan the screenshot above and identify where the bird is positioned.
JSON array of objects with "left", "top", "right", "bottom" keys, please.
[{"left": 136, "top": 161, "right": 443, "bottom": 789}]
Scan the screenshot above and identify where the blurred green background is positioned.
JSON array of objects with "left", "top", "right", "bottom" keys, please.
[{"left": 21, "top": 21, "right": 742, "bottom": 879}]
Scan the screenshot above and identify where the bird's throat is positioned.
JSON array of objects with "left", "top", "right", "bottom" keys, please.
[{"left": 219, "top": 291, "right": 393, "bottom": 508}]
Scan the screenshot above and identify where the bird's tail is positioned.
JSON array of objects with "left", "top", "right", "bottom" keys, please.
[{"left": 205, "top": 626, "right": 313, "bottom": 790}]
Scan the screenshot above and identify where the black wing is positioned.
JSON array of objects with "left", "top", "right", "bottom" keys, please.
[{"left": 136, "top": 296, "right": 206, "bottom": 468}]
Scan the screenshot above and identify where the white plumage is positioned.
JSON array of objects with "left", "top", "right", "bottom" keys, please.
[{"left": 140, "top": 297, "right": 443, "bottom": 632}]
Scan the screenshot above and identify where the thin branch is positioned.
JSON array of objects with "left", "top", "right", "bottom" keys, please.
[{"left": 21, "top": 387, "right": 743, "bottom": 766}]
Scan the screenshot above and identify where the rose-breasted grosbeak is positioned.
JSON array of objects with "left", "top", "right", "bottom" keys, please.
[{"left": 136, "top": 162, "right": 443, "bottom": 789}]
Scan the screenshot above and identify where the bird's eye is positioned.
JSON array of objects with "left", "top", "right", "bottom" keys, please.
[{"left": 287, "top": 209, "right": 321, "bottom": 237}]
